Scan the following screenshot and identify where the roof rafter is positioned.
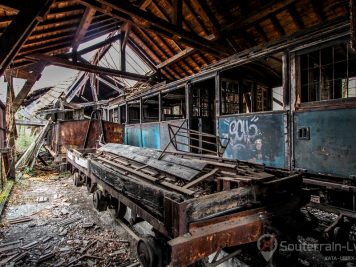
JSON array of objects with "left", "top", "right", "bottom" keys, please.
[
  {"left": 78, "top": 0, "right": 231, "bottom": 56},
  {"left": 26, "top": 54, "right": 156, "bottom": 82},
  {"left": 72, "top": 7, "right": 96, "bottom": 51}
]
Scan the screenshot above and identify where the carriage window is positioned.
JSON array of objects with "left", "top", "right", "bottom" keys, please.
[
  {"left": 221, "top": 79, "right": 240, "bottom": 115},
  {"left": 300, "top": 42, "right": 356, "bottom": 102}
]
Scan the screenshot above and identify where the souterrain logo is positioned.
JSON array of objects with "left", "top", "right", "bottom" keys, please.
[{"left": 257, "top": 234, "right": 278, "bottom": 262}]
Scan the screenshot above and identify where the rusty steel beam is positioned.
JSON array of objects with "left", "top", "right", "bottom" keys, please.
[
  {"left": 0, "top": 0, "right": 53, "bottom": 77},
  {"left": 168, "top": 211, "right": 264, "bottom": 267}
]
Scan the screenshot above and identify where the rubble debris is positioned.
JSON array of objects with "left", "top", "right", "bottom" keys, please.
[
  {"left": 37, "top": 196, "right": 49, "bottom": 203},
  {"left": 21, "top": 241, "right": 38, "bottom": 250},
  {"left": 0, "top": 173, "right": 136, "bottom": 266},
  {"left": 37, "top": 252, "right": 55, "bottom": 264},
  {"left": 58, "top": 216, "right": 81, "bottom": 226}
]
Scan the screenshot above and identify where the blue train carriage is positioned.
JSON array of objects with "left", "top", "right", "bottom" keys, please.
[{"left": 104, "top": 24, "right": 356, "bottom": 212}]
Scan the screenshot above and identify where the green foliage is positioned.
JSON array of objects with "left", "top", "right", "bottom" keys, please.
[{"left": 16, "top": 129, "right": 36, "bottom": 153}]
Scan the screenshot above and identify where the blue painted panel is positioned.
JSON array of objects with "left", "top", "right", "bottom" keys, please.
[
  {"left": 218, "top": 112, "right": 287, "bottom": 169},
  {"left": 294, "top": 109, "right": 356, "bottom": 178},
  {"left": 125, "top": 126, "right": 142, "bottom": 147},
  {"left": 141, "top": 123, "right": 160, "bottom": 149}
]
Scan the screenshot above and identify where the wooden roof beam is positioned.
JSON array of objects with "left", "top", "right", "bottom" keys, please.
[
  {"left": 78, "top": 0, "right": 232, "bottom": 56},
  {"left": 76, "top": 33, "right": 122, "bottom": 56},
  {"left": 13, "top": 61, "right": 47, "bottom": 112},
  {"left": 221, "top": 0, "right": 296, "bottom": 36},
  {"left": 270, "top": 15, "right": 285, "bottom": 36},
  {"left": 25, "top": 54, "right": 157, "bottom": 82},
  {"left": 172, "top": 0, "right": 183, "bottom": 28},
  {"left": 0, "top": 0, "right": 53, "bottom": 76},
  {"left": 72, "top": 7, "right": 96, "bottom": 52},
  {"left": 288, "top": 5, "right": 305, "bottom": 29}
]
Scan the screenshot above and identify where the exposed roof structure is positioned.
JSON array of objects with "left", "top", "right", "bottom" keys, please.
[{"left": 0, "top": 0, "right": 350, "bottom": 111}]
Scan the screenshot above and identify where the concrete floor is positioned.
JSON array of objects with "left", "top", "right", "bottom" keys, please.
[{"left": 0, "top": 170, "right": 138, "bottom": 266}]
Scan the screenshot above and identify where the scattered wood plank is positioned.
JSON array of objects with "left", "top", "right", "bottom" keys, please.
[{"left": 183, "top": 168, "right": 219, "bottom": 189}]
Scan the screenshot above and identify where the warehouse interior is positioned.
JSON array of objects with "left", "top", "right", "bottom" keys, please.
[{"left": 0, "top": 0, "right": 356, "bottom": 266}]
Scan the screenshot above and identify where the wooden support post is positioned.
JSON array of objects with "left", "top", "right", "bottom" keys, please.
[
  {"left": 282, "top": 52, "right": 290, "bottom": 110},
  {"left": 0, "top": 0, "right": 53, "bottom": 76},
  {"left": 139, "top": 97, "right": 143, "bottom": 124},
  {"left": 215, "top": 72, "right": 221, "bottom": 137},
  {"left": 4, "top": 78, "right": 16, "bottom": 179},
  {"left": 352, "top": 0, "right": 356, "bottom": 51},
  {"left": 120, "top": 34, "right": 126, "bottom": 72},
  {"left": 118, "top": 104, "right": 121, "bottom": 124},
  {"left": 125, "top": 102, "right": 129, "bottom": 124},
  {"left": 185, "top": 82, "right": 192, "bottom": 152},
  {"left": 158, "top": 92, "right": 162, "bottom": 122}
]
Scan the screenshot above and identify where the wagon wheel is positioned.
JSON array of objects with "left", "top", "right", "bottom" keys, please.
[
  {"left": 108, "top": 198, "right": 127, "bottom": 219},
  {"left": 73, "top": 172, "right": 82, "bottom": 187},
  {"left": 137, "top": 236, "right": 163, "bottom": 267},
  {"left": 93, "top": 191, "right": 107, "bottom": 211}
]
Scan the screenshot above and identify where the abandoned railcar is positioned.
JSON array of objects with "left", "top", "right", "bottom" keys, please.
[
  {"left": 100, "top": 21, "right": 356, "bottom": 211},
  {"left": 1, "top": 0, "right": 356, "bottom": 266}
]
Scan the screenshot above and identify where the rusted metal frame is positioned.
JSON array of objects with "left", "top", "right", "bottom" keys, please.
[
  {"left": 25, "top": 54, "right": 155, "bottom": 82},
  {"left": 303, "top": 178, "right": 356, "bottom": 192},
  {"left": 168, "top": 212, "right": 263, "bottom": 267},
  {"left": 72, "top": 7, "right": 96, "bottom": 52},
  {"left": 79, "top": 0, "right": 231, "bottom": 56},
  {"left": 0, "top": 0, "right": 53, "bottom": 76}
]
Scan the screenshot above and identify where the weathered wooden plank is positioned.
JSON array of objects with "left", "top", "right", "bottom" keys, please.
[
  {"left": 100, "top": 144, "right": 205, "bottom": 179},
  {"left": 90, "top": 159, "right": 185, "bottom": 217},
  {"left": 183, "top": 168, "right": 218, "bottom": 189},
  {"left": 97, "top": 156, "right": 195, "bottom": 196}
]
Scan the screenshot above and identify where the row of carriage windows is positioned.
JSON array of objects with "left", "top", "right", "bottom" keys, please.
[{"left": 106, "top": 40, "right": 356, "bottom": 123}]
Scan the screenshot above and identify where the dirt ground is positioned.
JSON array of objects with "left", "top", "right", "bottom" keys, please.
[{"left": 0, "top": 169, "right": 139, "bottom": 266}]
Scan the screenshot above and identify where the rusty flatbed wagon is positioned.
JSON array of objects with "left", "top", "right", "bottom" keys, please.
[{"left": 67, "top": 143, "right": 305, "bottom": 266}]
